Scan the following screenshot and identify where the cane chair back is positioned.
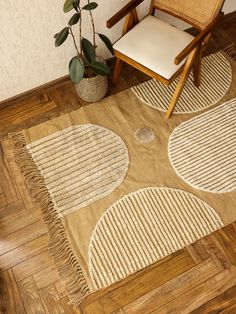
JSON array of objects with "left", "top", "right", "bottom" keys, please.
[{"left": 153, "top": 0, "right": 224, "bottom": 30}]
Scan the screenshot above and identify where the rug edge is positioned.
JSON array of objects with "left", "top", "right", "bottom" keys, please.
[
  {"left": 222, "top": 43, "right": 236, "bottom": 63},
  {"left": 9, "top": 131, "right": 90, "bottom": 308}
]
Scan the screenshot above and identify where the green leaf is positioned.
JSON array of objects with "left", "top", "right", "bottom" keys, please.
[
  {"left": 90, "top": 62, "right": 110, "bottom": 76},
  {"left": 69, "top": 56, "right": 85, "bottom": 83},
  {"left": 68, "top": 12, "right": 81, "bottom": 26},
  {"left": 73, "top": 0, "right": 80, "bottom": 7},
  {"left": 98, "top": 33, "right": 114, "bottom": 55},
  {"left": 82, "top": 2, "right": 98, "bottom": 10},
  {"left": 63, "top": 0, "right": 74, "bottom": 12},
  {"left": 73, "top": 5, "right": 78, "bottom": 12},
  {"left": 55, "top": 27, "right": 69, "bottom": 47},
  {"left": 73, "top": 0, "right": 80, "bottom": 11},
  {"left": 81, "top": 38, "right": 95, "bottom": 63}
]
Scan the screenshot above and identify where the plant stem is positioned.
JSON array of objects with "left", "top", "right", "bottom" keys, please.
[
  {"left": 88, "top": 0, "right": 96, "bottom": 48},
  {"left": 69, "top": 28, "right": 80, "bottom": 56},
  {"left": 78, "top": 3, "right": 82, "bottom": 54}
]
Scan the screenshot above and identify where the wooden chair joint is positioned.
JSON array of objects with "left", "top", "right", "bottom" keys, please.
[
  {"left": 107, "top": 0, "right": 144, "bottom": 29},
  {"left": 174, "top": 12, "right": 224, "bottom": 65}
]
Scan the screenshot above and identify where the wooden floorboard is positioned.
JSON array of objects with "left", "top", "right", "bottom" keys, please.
[
  {"left": 0, "top": 11, "right": 236, "bottom": 313},
  {"left": 39, "top": 284, "right": 65, "bottom": 314},
  {"left": 0, "top": 205, "right": 41, "bottom": 238},
  {"left": 81, "top": 250, "right": 195, "bottom": 313},
  {"left": 0, "top": 220, "right": 47, "bottom": 256},
  {"left": 13, "top": 250, "right": 53, "bottom": 283},
  {"left": 151, "top": 266, "right": 236, "bottom": 314},
  {"left": 0, "top": 234, "right": 49, "bottom": 271},
  {"left": 60, "top": 296, "right": 78, "bottom": 314},
  {"left": 0, "top": 185, "right": 7, "bottom": 209},
  {"left": 33, "top": 265, "right": 60, "bottom": 291},
  {"left": 0, "top": 269, "right": 25, "bottom": 313},
  {"left": 18, "top": 276, "right": 46, "bottom": 313},
  {"left": 121, "top": 258, "right": 221, "bottom": 314},
  {"left": 186, "top": 231, "right": 233, "bottom": 271},
  {"left": 0, "top": 143, "right": 20, "bottom": 205},
  {"left": 190, "top": 285, "right": 236, "bottom": 314}
]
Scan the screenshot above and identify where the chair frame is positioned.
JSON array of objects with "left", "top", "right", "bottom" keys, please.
[{"left": 107, "top": 0, "right": 224, "bottom": 118}]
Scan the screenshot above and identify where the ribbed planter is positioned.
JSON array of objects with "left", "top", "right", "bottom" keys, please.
[{"left": 74, "top": 57, "right": 108, "bottom": 103}]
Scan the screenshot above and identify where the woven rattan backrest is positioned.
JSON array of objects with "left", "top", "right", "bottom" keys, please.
[{"left": 153, "top": 0, "right": 225, "bottom": 29}]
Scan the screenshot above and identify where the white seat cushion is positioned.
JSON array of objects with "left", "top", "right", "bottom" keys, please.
[{"left": 113, "top": 15, "right": 194, "bottom": 80}]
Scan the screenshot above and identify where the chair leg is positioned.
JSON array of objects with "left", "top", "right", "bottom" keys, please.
[
  {"left": 165, "top": 47, "right": 199, "bottom": 119},
  {"left": 112, "top": 58, "right": 123, "bottom": 84},
  {"left": 193, "top": 47, "right": 202, "bottom": 87}
]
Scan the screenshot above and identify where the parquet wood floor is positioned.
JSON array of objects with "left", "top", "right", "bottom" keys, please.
[{"left": 0, "top": 12, "right": 236, "bottom": 313}]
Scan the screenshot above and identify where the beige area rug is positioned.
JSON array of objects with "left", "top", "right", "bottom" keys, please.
[
  {"left": 11, "top": 49, "right": 236, "bottom": 307},
  {"left": 132, "top": 50, "right": 232, "bottom": 113}
]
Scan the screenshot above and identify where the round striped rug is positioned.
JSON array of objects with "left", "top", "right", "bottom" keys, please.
[
  {"left": 26, "top": 124, "right": 129, "bottom": 216},
  {"left": 132, "top": 52, "right": 232, "bottom": 114},
  {"left": 169, "top": 99, "right": 236, "bottom": 193},
  {"left": 88, "top": 187, "right": 223, "bottom": 290}
]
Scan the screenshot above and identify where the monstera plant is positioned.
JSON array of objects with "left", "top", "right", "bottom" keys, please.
[{"left": 55, "top": 0, "right": 114, "bottom": 102}]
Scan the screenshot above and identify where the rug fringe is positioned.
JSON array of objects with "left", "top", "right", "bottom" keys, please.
[
  {"left": 10, "top": 131, "right": 90, "bottom": 307},
  {"left": 222, "top": 44, "right": 236, "bottom": 63}
]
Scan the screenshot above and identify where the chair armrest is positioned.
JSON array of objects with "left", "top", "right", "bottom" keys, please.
[
  {"left": 107, "top": 0, "right": 144, "bottom": 28},
  {"left": 174, "top": 12, "right": 223, "bottom": 65}
]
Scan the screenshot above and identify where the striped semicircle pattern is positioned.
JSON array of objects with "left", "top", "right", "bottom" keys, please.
[
  {"left": 88, "top": 187, "right": 223, "bottom": 290},
  {"left": 169, "top": 98, "right": 236, "bottom": 193},
  {"left": 132, "top": 52, "right": 232, "bottom": 114}
]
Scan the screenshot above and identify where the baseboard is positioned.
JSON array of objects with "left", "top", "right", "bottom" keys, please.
[{"left": 0, "top": 75, "right": 70, "bottom": 107}]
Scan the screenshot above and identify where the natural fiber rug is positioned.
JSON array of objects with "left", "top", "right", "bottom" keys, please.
[
  {"left": 10, "top": 47, "right": 236, "bottom": 308},
  {"left": 132, "top": 51, "right": 232, "bottom": 114},
  {"left": 169, "top": 98, "right": 236, "bottom": 193}
]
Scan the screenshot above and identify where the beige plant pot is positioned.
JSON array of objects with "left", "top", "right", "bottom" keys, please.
[
  {"left": 75, "top": 74, "right": 108, "bottom": 103},
  {"left": 75, "top": 57, "right": 108, "bottom": 102}
]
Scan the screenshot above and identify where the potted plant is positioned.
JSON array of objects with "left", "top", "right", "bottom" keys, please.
[{"left": 55, "top": 0, "right": 114, "bottom": 102}]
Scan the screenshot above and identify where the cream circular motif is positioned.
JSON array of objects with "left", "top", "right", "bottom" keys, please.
[
  {"left": 27, "top": 124, "right": 129, "bottom": 216},
  {"left": 89, "top": 187, "right": 223, "bottom": 290},
  {"left": 132, "top": 52, "right": 232, "bottom": 114},
  {"left": 169, "top": 99, "right": 236, "bottom": 193}
]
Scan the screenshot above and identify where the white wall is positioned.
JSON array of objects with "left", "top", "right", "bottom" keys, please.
[
  {"left": 223, "top": 0, "right": 236, "bottom": 13},
  {"left": 0, "top": 0, "right": 150, "bottom": 102},
  {"left": 0, "top": 0, "right": 235, "bottom": 102}
]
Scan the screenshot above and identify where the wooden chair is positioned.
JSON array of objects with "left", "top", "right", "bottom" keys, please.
[{"left": 107, "top": 0, "right": 225, "bottom": 118}]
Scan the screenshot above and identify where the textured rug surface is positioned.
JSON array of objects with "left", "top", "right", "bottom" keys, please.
[
  {"left": 169, "top": 98, "right": 236, "bottom": 193},
  {"left": 132, "top": 51, "right": 232, "bottom": 113},
  {"left": 89, "top": 187, "right": 223, "bottom": 290},
  {"left": 11, "top": 49, "right": 236, "bottom": 307},
  {"left": 26, "top": 124, "right": 129, "bottom": 217}
]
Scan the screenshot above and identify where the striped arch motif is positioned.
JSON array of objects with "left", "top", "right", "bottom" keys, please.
[
  {"left": 26, "top": 124, "right": 129, "bottom": 217},
  {"left": 89, "top": 187, "right": 223, "bottom": 290}
]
